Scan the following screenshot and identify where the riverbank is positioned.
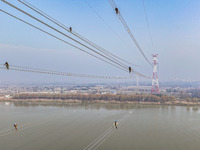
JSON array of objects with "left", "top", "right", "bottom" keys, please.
[{"left": 0, "top": 98, "right": 200, "bottom": 106}]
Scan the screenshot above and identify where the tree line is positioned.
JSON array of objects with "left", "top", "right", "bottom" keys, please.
[
  {"left": 12, "top": 93, "right": 177, "bottom": 103},
  {"left": 178, "top": 89, "right": 200, "bottom": 103}
]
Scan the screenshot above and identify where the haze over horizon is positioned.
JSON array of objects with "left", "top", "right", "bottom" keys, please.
[{"left": 0, "top": 0, "right": 200, "bottom": 83}]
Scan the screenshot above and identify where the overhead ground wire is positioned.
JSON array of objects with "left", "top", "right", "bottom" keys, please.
[
  {"left": 108, "top": 0, "right": 153, "bottom": 67},
  {"left": 18, "top": 0, "right": 140, "bottom": 68},
  {"left": 0, "top": 64, "right": 132, "bottom": 79},
  {"left": 2, "top": 0, "right": 128, "bottom": 71},
  {"left": 1, "top": 0, "right": 151, "bottom": 79},
  {"left": 85, "top": 1, "right": 143, "bottom": 67},
  {"left": 0, "top": 8, "right": 128, "bottom": 73},
  {"left": 142, "top": 0, "right": 155, "bottom": 52}
]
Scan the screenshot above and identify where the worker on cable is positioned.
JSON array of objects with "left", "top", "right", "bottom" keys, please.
[
  {"left": 4, "top": 62, "right": 9, "bottom": 70},
  {"left": 115, "top": 8, "right": 119, "bottom": 14},
  {"left": 114, "top": 121, "right": 118, "bottom": 129},
  {"left": 13, "top": 123, "right": 18, "bottom": 130},
  {"left": 129, "top": 67, "right": 132, "bottom": 73},
  {"left": 69, "top": 27, "right": 72, "bottom": 32}
]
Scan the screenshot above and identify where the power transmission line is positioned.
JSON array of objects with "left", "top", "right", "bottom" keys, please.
[
  {"left": 2, "top": 0, "right": 130, "bottom": 72},
  {"left": 0, "top": 1, "right": 151, "bottom": 79},
  {"left": 107, "top": 0, "right": 153, "bottom": 67},
  {"left": 0, "top": 64, "right": 132, "bottom": 79},
  {"left": 0, "top": 8, "right": 128, "bottom": 73},
  {"left": 85, "top": 1, "right": 143, "bottom": 68},
  {"left": 142, "top": 0, "right": 155, "bottom": 52},
  {"left": 18, "top": 0, "right": 142, "bottom": 68}
]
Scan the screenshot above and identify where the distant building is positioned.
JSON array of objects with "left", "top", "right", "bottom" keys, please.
[
  {"left": 5, "top": 95, "right": 11, "bottom": 98},
  {"left": 111, "top": 91, "right": 116, "bottom": 95}
]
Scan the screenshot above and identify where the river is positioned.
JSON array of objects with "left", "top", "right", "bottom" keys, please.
[{"left": 0, "top": 102, "right": 200, "bottom": 150}]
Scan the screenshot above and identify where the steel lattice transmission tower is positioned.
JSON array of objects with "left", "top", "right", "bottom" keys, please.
[{"left": 151, "top": 54, "right": 159, "bottom": 93}]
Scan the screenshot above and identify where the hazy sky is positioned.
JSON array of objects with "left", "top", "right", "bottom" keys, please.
[{"left": 0, "top": 0, "right": 200, "bottom": 83}]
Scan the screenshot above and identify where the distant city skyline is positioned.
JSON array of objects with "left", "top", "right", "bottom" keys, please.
[{"left": 0, "top": 0, "right": 200, "bottom": 83}]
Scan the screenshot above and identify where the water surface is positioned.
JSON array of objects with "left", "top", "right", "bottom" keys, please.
[{"left": 0, "top": 102, "right": 200, "bottom": 150}]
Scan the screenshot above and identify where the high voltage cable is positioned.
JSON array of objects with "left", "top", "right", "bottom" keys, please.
[
  {"left": 17, "top": 0, "right": 148, "bottom": 77},
  {"left": 86, "top": 1, "right": 126, "bottom": 44},
  {"left": 0, "top": 64, "right": 132, "bottom": 79},
  {"left": 0, "top": 9, "right": 128, "bottom": 73},
  {"left": 85, "top": 1, "right": 142, "bottom": 68},
  {"left": 0, "top": 1, "right": 150, "bottom": 79},
  {"left": 107, "top": 0, "right": 153, "bottom": 67},
  {"left": 2, "top": 0, "right": 130, "bottom": 72},
  {"left": 18, "top": 0, "right": 140, "bottom": 68},
  {"left": 142, "top": 0, "right": 155, "bottom": 52}
]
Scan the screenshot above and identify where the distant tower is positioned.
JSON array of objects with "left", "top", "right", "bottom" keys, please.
[{"left": 151, "top": 54, "right": 159, "bottom": 94}]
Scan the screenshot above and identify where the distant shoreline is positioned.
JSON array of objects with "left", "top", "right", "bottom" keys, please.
[{"left": 0, "top": 98, "right": 200, "bottom": 106}]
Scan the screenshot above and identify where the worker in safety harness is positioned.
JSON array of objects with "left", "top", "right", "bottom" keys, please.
[
  {"left": 114, "top": 121, "right": 118, "bottom": 129},
  {"left": 115, "top": 8, "right": 119, "bottom": 14},
  {"left": 4, "top": 62, "right": 9, "bottom": 70},
  {"left": 129, "top": 67, "right": 132, "bottom": 73},
  {"left": 13, "top": 123, "right": 18, "bottom": 130}
]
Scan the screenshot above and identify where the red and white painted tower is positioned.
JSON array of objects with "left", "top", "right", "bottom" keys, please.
[{"left": 151, "top": 54, "right": 159, "bottom": 93}]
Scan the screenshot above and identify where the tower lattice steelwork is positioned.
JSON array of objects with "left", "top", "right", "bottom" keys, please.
[{"left": 151, "top": 54, "right": 159, "bottom": 93}]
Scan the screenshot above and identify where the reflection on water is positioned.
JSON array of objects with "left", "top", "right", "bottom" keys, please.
[
  {"left": 12, "top": 101, "right": 164, "bottom": 110},
  {"left": 11, "top": 101, "right": 200, "bottom": 112},
  {"left": 0, "top": 102, "right": 200, "bottom": 150}
]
